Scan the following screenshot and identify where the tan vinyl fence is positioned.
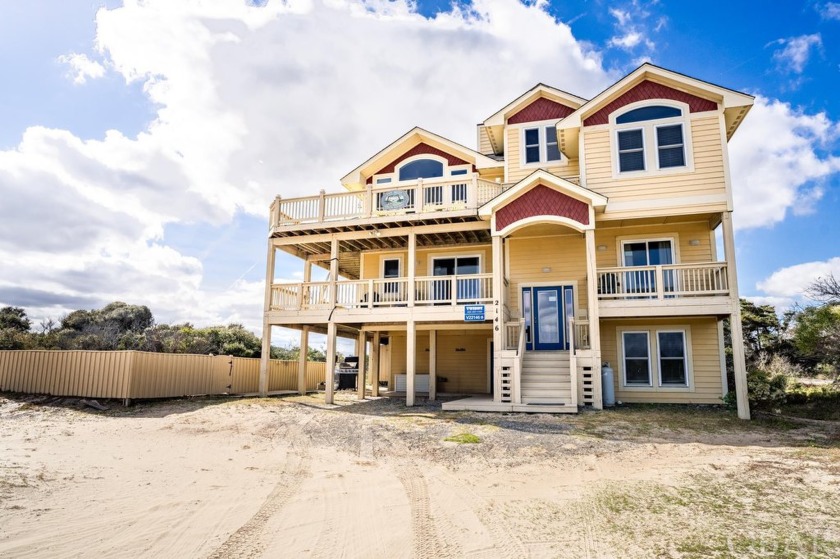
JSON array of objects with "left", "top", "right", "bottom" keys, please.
[{"left": 0, "top": 350, "right": 327, "bottom": 400}]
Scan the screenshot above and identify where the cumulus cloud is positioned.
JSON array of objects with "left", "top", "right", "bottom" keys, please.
[
  {"left": 606, "top": 2, "right": 658, "bottom": 53},
  {"left": 818, "top": 2, "right": 840, "bottom": 20},
  {"left": 754, "top": 257, "right": 840, "bottom": 307},
  {"left": 728, "top": 96, "right": 840, "bottom": 229},
  {"left": 0, "top": 0, "right": 611, "bottom": 332},
  {"left": 771, "top": 33, "right": 822, "bottom": 74},
  {"left": 57, "top": 53, "right": 106, "bottom": 84}
]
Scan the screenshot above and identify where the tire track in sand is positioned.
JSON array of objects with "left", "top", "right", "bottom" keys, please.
[
  {"left": 395, "top": 462, "right": 461, "bottom": 559},
  {"left": 205, "top": 422, "right": 312, "bottom": 559}
]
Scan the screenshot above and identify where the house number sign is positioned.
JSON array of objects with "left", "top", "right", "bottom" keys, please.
[{"left": 380, "top": 190, "right": 410, "bottom": 210}]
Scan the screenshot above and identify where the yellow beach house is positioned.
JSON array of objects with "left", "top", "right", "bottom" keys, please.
[{"left": 258, "top": 63, "right": 753, "bottom": 419}]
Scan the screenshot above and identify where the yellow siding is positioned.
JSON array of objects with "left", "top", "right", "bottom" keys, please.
[
  {"left": 388, "top": 330, "right": 491, "bottom": 393},
  {"left": 477, "top": 125, "right": 493, "bottom": 154},
  {"left": 506, "top": 127, "right": 581, "bottom": 183},
  {"left": 594, "top": 221, "right": 715, "bottom": 269},
  {"left": 361, "top": 245, "right": 493, "bottom": 280},
  {"left": 583, "top": 115, "right": 726, "bottom": 210},
  {"left": 600, "top": 317, "right": 724, "bottom": 404},
  {"left": 506, "top": 234, "right": 588, "bottom": 318}
]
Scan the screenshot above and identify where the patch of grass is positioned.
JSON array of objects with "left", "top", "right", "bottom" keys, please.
[{"left": 443, "top": 432, "right": 481, "bottom": 444}]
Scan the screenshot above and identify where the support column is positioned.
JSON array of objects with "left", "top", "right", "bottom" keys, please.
[
  {"left": 325, "top": 321, "right": 337, "bottom": 405},
  {"left": 428, "top": 330, "right": 436, "bottom": 401},
  {"left": 585, "top": 228, "right": 603, "bottom": 409},
  {"left": 371, "top": 332, "right": 381, "bottom": 397},
  {"left": 297, "top": 326, "right": 309, "bottom": 395},
  {"left": 259, "top": 240, "right": 277, "bottom": 397},
  {"left": 357, "top": 331, "right": 367, "bottom": 400},
  {"left": 491, "top": 234, "right": 503, "bottom": 403},
  {"left": 722, "top": 212, "right": 750, "bottom": 419},
  {"left": 407, "top": 231, "right": 416, "bottom": 307},
  {"left": 406, "top": 319, "right": 416, "bottom": 407},
  {"left": 297, "top": 260, "right": 312, "bottom": 395}
]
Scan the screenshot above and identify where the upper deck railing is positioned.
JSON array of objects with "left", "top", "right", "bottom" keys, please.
[{"left": 270, "top": 174, "right": 506, "bottom": 228}]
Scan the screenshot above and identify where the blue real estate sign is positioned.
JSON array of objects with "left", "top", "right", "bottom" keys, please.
[{"left": 464, "top": 305, "right": 485, "bottom": 322}]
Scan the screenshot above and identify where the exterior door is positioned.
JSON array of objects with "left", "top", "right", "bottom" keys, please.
[{"left": 524, "top": 286, "right": 575, "bottom": 351}]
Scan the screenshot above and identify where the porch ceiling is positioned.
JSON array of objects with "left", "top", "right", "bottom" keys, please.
[{"left": 280, "top": 229, "right": 493, "bottom": 280}]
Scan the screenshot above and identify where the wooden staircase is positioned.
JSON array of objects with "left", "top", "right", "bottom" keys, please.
[{"left": 521, "top": 351, "right": 574, "bottom": 407}]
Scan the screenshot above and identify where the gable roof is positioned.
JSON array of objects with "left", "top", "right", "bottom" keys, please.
[
  {"left": 555, "top": 63, "right": 755, "bottom": 158},
  {"left": 480, "top": 84, "right": 588, "bottom": 156},
  {"left": 340, "top": 127, "right": 502, "bottom": 190}
]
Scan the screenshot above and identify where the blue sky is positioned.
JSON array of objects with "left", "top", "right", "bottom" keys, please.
[{"left": 0, "top": 0, "right": 838, "bottom": 350}]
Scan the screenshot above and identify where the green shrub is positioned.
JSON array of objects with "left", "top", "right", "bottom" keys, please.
[{"left": 724, "top": 367, "right": 789, "bottom": 409}]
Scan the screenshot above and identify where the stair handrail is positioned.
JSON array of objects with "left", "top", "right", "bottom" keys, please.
[
  {"left": 568, "top": 317, "right": 579, "bottom": 408},
  {"left": 514, "top": 317, "right": 525, "bottom": 404}
]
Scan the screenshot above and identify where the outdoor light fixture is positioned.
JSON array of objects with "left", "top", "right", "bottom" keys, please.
[
  {"left": 597, "top": 245, "right": 607, "bottom": 251},
  {"left": 369, "top": 230, "right": 381, "bottom": 237},
  {"left": 689, "top": 239, "right": 700, "bottom": 246},
  {"left": 542, "top": 267, "right": 552, "bottom": 273}
]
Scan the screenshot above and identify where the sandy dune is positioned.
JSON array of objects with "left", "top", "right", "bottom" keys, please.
[{"left": 1, "top": 393, "right": 838, "bottom": 558}]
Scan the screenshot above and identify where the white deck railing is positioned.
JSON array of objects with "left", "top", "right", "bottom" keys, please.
[
  {"left": 269, "top": 273, "right": 493, "bottom": 311},
  {"left": 596, "top": 262, "right": 729, "bottom": 300},
  {"left": 271, "top": 175, "right": 505, "bottom": 227}
]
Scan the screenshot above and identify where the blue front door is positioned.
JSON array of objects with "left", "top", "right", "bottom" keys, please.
[{"left": 524, "top": 286, "right": 574, "bottom": 351}]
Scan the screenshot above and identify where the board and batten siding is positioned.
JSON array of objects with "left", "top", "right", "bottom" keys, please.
[
  {"left": 594, "top": 221, "right": 715, "bottom": 269},
  {"left": 600, "top": 317, "right": 724, "bottom": 404},
  {"left": 506, "top": 126, "right": 581, "bottom": 183},
  {"left": 0, "top": 350, "right": 326, "bottom": 399},
  {"left": 505, "top": 234, "right": 588, "bottom": 319},
  {"left": 388, "top": 330, "right": 491, "bottom": 394},
  {"left": 583, "top": 115, "right": 727, "bottom": 217}
]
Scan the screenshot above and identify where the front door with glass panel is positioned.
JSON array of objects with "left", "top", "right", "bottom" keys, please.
[{"left": 522, "top": 285, "right": 575, "bottom": 351}]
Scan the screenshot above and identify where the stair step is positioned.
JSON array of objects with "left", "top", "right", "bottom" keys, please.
[
  {"left": 521, "top": 396, "right": 572, "bottom": 405},
  {"left": 522, "top": 366, "right": 570, "bottom": 374},
  {"left": 520, "top": 373, "right": 571, "bottom": 382},
  {"left": 521, "top": 381, "right": 572, "bottom": 390},
  {"left": 521, "top": 388, "right": 571, "bottom": 397}
]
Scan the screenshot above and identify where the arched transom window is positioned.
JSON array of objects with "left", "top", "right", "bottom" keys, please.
[{"left": 612, "top": 103, "right": 689, "bottom": 174}]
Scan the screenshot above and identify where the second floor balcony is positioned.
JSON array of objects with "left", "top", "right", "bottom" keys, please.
[{"left": 270, "top": 175, "right": 508, "bottom": 231}]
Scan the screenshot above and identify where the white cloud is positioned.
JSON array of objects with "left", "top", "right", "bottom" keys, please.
[
  {"left": 771, "top": 33, "right": 822, "bottom": 74},
  {"left": 728, "top": 96, "right": 840, "bottom": 229},
  {"left": 754, "top": 257, "right": 840, "bottom": 307},
  {"left": 0, "top": 0, "right": 612, "bottom": 333},
  {"left": 606, "top": 1, "right": 658, "bottom": 53},
  {"left": 818, "top": 2, "right": 840, "bottom": 20},
  {"left": 57, "top": 53, "right": 106, "bottom": 84}
]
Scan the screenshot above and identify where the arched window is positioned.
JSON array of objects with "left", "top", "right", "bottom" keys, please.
[
  {"left": 613, "top": 103, "right": 688, "bottom": 173},
  {"left": 398, "top": 159, "right": 444, "bottom": 181}
]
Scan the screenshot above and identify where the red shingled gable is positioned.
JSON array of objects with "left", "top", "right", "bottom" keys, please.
[
  {"left": 508, "top": 97, "right": 575, "bottom": 124},
  {"left": 583, "top": 80, "right": 717, "bottom": 126},
  {"left": 366, "top": 143, "right": 471, "bottom": 183},
  {"left": 495, "top": 185, "right": 589, "bottom": 231}
]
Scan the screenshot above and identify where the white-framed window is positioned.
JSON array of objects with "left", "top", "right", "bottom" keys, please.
[
  {"left": 611, "top": 101, "right": 692, "bottom": 176},
  {"left": 521, "top": 123, "right": 562, "bottom": 166},
  {"left": 381, "top": 256, "right": 402, "bottom": 294},
  {"left": 622, "top": 331, "right": 652, "bottom": 386},
  {"left": 657, "top": 330, "right": 688, "bottom": 386},
  {"left": 372, "top": 156, "right": 472, "bottom": 186},
  {"left": 619, "top": 327, "right": 691, "bottom": 389}
]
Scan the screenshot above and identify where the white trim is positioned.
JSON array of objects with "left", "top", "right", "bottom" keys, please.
[
  {"left": 483, "top": 85, "right": 587, "bottom": 127},
  {"left": 618, "top": 236, "right": 678, "bottom": 267},
  {"left": 617, "top": 324, "right": 695, "bottom": 392},
  {"left": 428, "top": 253, "right": 483, "bottom": 277},
  {"left": 656, "top": 330, "right": 690, "bottom": 388},
  {"left": 620, "top": 330, "right": 652, "bottom": 387},
  {"left": 486, "top": 337, "right": 493, "bottom": 394},
  {"left": 479, "top": 169, "right": 607, "bottom": 218},
  {"left": 610, "top": 100, "right": 695, "bottom": 179},
  {"left": 497, "top": 215, "right": 592, "bottom": 237},
  {"left": 380, "top": 255, "right": 403, "bottom": 279},
  {"left": 517, "top": 120, "right": 566, "bottom": 168}
]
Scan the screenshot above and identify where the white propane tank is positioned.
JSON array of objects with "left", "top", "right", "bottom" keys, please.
[{"left": 601, "top": 362, "right": 616, "bottom": 407}]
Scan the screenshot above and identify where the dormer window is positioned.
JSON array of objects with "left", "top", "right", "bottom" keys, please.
[
  {"left": 612, "top": 103, "right": 691, "bottom": 175},
  {"left": 521, "top": 124, "right": 562, "bottom": 166}
]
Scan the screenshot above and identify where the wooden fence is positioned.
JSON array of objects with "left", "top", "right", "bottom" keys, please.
[{"left": 0, "top": 350, "right": 327, "bottom": 400}]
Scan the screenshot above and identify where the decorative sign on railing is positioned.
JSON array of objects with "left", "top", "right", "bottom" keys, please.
[{"left": 379, "top": 190, "right": 411, "bottom": 210}]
